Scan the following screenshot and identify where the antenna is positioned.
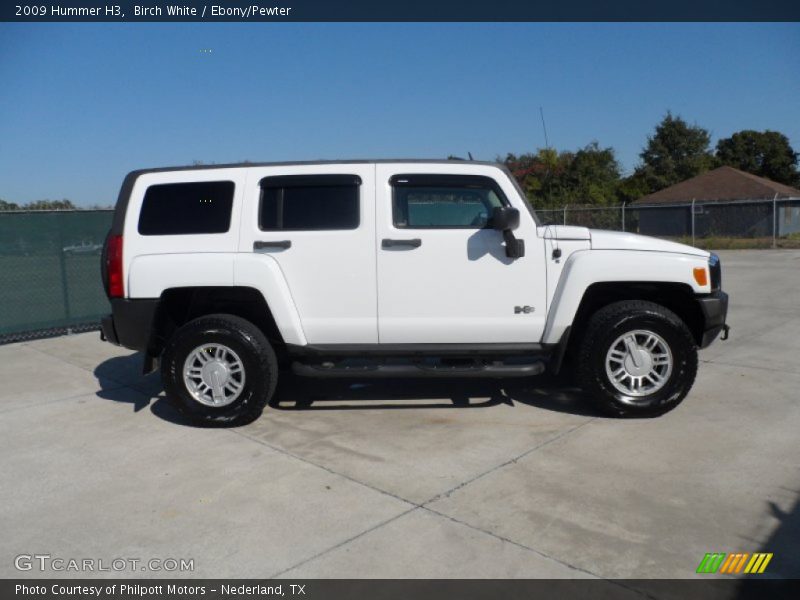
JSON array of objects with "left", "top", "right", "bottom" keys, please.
[
  {"left": 539, "top": 106, "right": 552, "bottom": 208},
  {"left": 539, "top": 107, "right": 550, "bottom": 149},
  {"left": 468, "top": 151, "right": 474, "bottom": 160}
]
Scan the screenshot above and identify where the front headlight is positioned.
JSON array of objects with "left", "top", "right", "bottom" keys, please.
[{"left": 708, "top": 253, "right": 721, "bottom": 290}]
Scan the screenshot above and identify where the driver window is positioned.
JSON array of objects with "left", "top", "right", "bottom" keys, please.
[{"left": 392, "top": 176, "right": 506, "bottom": 229}]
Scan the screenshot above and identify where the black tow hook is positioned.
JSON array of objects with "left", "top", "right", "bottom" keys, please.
[{"left": 721, "top": 324, "right": 730, "bottom": 341}]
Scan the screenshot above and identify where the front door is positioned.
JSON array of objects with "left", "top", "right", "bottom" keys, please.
[{"left": 375, "top": 164, "right": 547, "bottom": 344}]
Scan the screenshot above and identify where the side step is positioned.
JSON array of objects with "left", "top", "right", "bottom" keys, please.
[{"left": 292, "top": 361, "right": 545, "bottom": 379}]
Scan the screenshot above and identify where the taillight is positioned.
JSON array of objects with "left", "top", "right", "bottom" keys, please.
[{"left": 107, "top": 234, "right": 124, "bottom": 298}]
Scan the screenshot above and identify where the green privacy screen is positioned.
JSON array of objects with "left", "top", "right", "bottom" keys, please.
[{"left": 0, "top": 210, "right": 113, "bottom": 342}]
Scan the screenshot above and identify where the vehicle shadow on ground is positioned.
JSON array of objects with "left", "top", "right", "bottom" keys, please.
[
  {"left": 93, "top": 352, "right": 161, "bottom": 412},
  {"left": 269, "top": 372, "right": 600, "bottom": 417},
  {"left": 93, "top": 353, "right": 603, "bottom": 427}
]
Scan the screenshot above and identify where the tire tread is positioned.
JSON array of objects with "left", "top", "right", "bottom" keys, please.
[
  {"left": 576, "top": 300, "right": 697, "bottom": 417},
  {"left": 161, "top": 313, "right": 278, "bottom": 426}
]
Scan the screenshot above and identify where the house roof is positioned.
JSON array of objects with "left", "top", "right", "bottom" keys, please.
[{"left": 631, "top": 166, "right": 800, "bottom": 205}]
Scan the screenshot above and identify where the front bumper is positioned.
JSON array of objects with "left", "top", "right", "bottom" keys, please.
[{"left": 697, "top": 290, "right": 729, "bottom": 348}]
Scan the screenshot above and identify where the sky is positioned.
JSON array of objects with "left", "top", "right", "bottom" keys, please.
[{"left": 0, "top": 22, "right": 798, "bottom": 206}]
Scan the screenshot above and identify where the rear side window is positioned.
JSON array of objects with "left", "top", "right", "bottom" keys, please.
[
  {"left": 391, "top": 174, "right": 506, "bottom": 229},
  {"left": 259, "top": 174, "right": 360, "bottom": 231},
  {"left": 138, "top": 181, "right": 234, "bottom": 236}
]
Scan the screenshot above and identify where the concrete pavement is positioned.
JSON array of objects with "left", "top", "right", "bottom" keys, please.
[{"left": 1, "top": 250, "right": 798, "bottom": 583}]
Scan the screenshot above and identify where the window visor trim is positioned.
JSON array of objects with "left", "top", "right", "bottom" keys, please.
[
  {"left": 260, "top": 174, "right": 362, "bottom": 188},
  {"left": 389, "top": 174, "right": 505, "bottom": 192}
]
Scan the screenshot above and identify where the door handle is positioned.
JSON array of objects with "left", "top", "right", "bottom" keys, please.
[
  {"left": 254, "top": 240, "right": 291, "bottom": 250},
  {"left": 382, "top": 238, "right": 422, "bottom": 249}
]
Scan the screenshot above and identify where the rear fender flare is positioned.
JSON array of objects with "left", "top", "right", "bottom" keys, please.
[{"left": 233, "top": 253, "right": 306, "bottom": 346}]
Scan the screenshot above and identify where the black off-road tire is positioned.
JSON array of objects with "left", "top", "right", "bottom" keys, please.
[
  {"left": 161, "top": 314, "right": 278, "bottom": 426},
  {"left": 576, "top": 300, "right": 698, "bottom": 418}
]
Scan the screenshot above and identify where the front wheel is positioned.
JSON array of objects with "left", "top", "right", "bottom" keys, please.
[
  {"left": 161, "top": 314, "right": 278, "bottom": 426},
  {"left": 576, "top": 300, "right": 698, "bottom": 417}
]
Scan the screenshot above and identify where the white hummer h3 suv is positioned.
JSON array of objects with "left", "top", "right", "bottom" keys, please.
[{"left": 100, "top": 160, "right": 729, "bottom": 424}]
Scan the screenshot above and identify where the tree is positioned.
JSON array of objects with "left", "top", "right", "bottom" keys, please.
[
  {"left": 0, "top": 199, "right": 20, "bottom": 210},
  {"left": 503, "top": 142, "right": 622, "bottom": 208},
  {"left": 564, "top": 142, "right": 622, "bottom": 205},
  {"left": 1, "top": 198, "right": 82, "bottom": 211},
  {"left": 616, "top": 173, "right": 651, "bottom": 204},
  {"left": 502, "top": 148, "right": 572, "bottom": 210},
  {"left": 716, "top": 130, "right": 799, "bottom": 186},
  {"left": 23, "top": 199, "right": 76, "bottom": 210},
  {"left": 634, "top": 112, "right": 716, "bottom": 194}
]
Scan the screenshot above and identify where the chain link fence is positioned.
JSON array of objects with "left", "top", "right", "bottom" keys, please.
[
  {"left": 537, "top": 197, "right": 800, "bottom": 249},
  {"left": 0, "top": 209, "right": 113, "bottom": 343}
]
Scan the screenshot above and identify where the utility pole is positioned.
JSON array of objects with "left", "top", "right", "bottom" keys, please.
[{"left": 773, "top": 193, "right": 778, "bottom": 249}]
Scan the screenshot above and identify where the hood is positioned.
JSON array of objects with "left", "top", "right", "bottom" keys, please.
[
  {"left": 589, "top": 229, "right": 709, "bottom": 257},
  {"left": 539, "top": 225, "right": 591, "bottom": 240}
]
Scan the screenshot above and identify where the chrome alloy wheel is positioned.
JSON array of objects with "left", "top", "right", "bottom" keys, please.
[
  {"left": 604, "top": 329, "right": 673, "bottom": 398},
  {"left": 182, "top": 343, "right": 246, "bottom": 407}
]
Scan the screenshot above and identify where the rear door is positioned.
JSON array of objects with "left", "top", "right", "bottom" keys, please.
[
  {"left": 239, "top": 163, "right": 377, "bottom": 344},
  {"left": 375, "top": 163, "right": 547, "bottom": 343}
]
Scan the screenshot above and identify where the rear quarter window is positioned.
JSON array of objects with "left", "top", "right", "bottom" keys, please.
[{"left": 138, "top": 181, "right": 235, "bottom": 235}]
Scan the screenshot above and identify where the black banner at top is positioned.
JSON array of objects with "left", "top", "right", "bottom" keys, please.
[{"left": 2, "top": 0, "right": 800, "bottom": 22}]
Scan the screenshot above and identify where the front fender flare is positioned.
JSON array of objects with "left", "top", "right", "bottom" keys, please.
[{"left": 542, "top": 250, "right": 710, "bottom": 344}]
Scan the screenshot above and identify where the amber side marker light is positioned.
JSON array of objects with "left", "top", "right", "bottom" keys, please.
[{"left": 693, "top": 267, "right": 708, "bottom": 286}]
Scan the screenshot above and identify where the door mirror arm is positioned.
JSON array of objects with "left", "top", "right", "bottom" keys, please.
[
  {"left": 492, "top": 207, "right": 525, "bottom": 258},
  {"left": 502, "top": 230, "right": 525, "bottom": 259}
]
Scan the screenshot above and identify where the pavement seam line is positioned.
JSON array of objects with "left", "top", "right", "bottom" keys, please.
[
  {"left": 421, "top": 506, "right": 655, "bottom": 599},
  {"left": 229, "top": 428, "right": 421, "bottom": 508},
  {"left": 268, "top": 507, "right": 419, "bottom": 578},
  {"left": 4, "top": 342, "right": 155, "bottom": 413},
  {"left": 701, "top": 358, "right": 799, "bottom": 376},
  {"left": 421, "top": 505, "right": 597, "bottom": 577},
  {"left": 702, "top": 317, "right": 799, "bottom": 363},
  {"left": 0, "top": 382, "right": 129, "bottom": 415},
  {"left": 423, "top": 418, "right": 596, "bottom": 505},
  {"left": 19, "top": 339, "right": 599, "bottom": 511},
  {"left": 22, "top": 341, "right": 139, "bottom": 389}
]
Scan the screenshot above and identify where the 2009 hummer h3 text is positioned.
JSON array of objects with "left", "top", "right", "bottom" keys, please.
[{"left": 100, "top": 160, "right": 729, "bottom": 424}]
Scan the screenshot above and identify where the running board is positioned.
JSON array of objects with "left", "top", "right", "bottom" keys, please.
[{"left": 291, "top": 361, "right": 545, "bottom": 379}]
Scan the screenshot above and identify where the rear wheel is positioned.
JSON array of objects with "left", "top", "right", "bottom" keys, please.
[
  {"left": 576, "top": 300, "right": 697, "bottom": 417},
  {"left": 161, "top": 314, "right": 278, "bottom": 426}
]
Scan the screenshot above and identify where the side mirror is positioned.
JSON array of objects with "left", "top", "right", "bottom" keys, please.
[
  {"left": 492, "top": 206, "right": 520, "bottom": 231},
  {"left": 491, "top": 206, "right": 525, "bottom": 258}
]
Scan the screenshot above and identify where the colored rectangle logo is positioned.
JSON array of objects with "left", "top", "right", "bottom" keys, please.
[{"left": 697, "top": 552, "right": 773, "bottom": 574}]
